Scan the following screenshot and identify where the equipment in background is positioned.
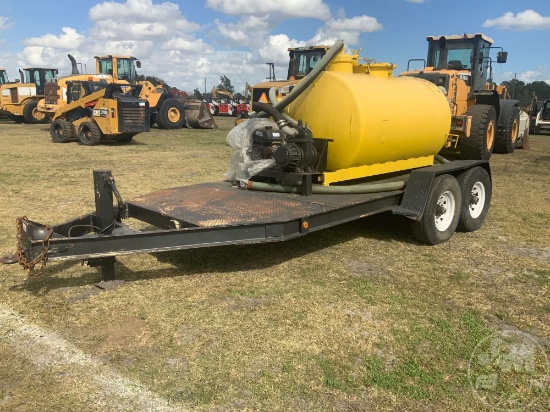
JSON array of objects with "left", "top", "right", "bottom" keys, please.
[
  {"left": 0, "top": 67, "right": 58, "bottom": 124},
  {"left": 534, "top": 99, "right": 550, "bottom": 134},
  {"left": 400, "top": 33, "right": 527, "bottom": 158},
  {"left": 38, "top": 54, "right": 216, "bottom": 129},
  {"left": 49, "top": 81, "right": 149, "bottom": 145},
  {"left": 209, "top": 86, "right": 239, "bottom": 117}
]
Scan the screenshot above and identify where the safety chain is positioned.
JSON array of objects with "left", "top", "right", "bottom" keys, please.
[{"left": 15, "top": 216, "right": 53, "bottom": 277}]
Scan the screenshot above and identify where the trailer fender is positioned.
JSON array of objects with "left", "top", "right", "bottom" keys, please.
[{"left": 393, "top": 160, "right": 491, "bottom": 220}]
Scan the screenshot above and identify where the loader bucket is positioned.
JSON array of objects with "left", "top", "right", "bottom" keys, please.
[{"left": 184, "top": 101, "right": 217, "bottom": 129}]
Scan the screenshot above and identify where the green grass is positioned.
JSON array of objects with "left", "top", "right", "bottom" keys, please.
[{"left": 0, "top": 117, "right": 548, "bottom": 411}]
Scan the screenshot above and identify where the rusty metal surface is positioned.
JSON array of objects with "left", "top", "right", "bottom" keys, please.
[{"left": 128, "top": 182, "right": 401, "bottom": 228}]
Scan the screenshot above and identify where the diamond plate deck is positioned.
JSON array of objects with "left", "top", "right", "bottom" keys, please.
[{"left": 128, "top": 181, "right": 402, "bottom": 228}]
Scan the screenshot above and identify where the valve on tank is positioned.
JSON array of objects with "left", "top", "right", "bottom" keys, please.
[{"left": 250, "top": 122, "right": 317, "bottom": 173}]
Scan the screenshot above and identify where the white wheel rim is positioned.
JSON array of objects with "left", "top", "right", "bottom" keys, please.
[
  {"left": 468, "top": 181, "right": 485, "bottom": 219},
  {"left": 434, "top": 190, "right": 456, "bottom": 231}
]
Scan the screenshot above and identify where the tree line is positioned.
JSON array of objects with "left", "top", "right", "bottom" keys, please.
[{"left": 500, "top": 79, "right": 550, "bottom": 108}]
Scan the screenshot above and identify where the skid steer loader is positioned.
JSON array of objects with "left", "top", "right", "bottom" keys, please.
[{"left": 49, "top": 80, "right": 149, "bottom": 145}]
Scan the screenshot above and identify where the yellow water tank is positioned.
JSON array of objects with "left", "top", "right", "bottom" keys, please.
[{"left": 286, "top": 57, "right": 451, "bottom": 176}]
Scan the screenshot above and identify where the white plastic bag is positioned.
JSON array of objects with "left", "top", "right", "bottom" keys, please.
[{"left": 225, "top": 118, "right": 278, "bottom": 181}]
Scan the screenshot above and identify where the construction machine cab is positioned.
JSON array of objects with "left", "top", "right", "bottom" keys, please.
[
  {"left": 287, "top": 46, "right": 330, "bottom": 80},
  {"left": 20, "top": 68, "right": 58, "bottom": 95},
  {"left": 426, "top": 34, "right": 505, "bottom": 96},
  {"left": 95, "top": 55, "right": 140, "bottom": 84}
]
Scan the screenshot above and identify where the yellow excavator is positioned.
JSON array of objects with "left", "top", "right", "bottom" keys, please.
[
  {"left": 39, "top": 54, "right": 216, "bottom": 129},
  {"left": 0, "top": 67, "right": 58, "bottom": 124}
]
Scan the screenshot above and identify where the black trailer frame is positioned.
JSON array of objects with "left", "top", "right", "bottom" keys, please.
[{"left": 15, "top": 160, "right": 489, "bottom": 282}]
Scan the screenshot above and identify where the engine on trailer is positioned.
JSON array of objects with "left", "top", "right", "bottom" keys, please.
[{"left": 249, "top": 122, "right": 317, "bottom": 173}]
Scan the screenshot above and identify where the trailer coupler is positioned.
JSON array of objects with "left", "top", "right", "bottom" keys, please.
[{"left": 15, "top": 216, "right": 54, "bottom": 276}]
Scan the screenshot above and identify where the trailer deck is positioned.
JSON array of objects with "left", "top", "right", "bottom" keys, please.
[{"left": 128, "top": 181, "right": 402, "bottom": 228}]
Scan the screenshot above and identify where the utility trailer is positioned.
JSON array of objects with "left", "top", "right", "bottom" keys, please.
[{"left": 12, "top": 160, "right": 491, "bottom": 283}]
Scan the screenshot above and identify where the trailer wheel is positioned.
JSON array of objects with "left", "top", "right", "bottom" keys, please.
[
  {"left": 460, "top": 104, "right": 496, "bottom": 161},
  {"left": 156, "top": 98, "right": 185, "bottom": 129},
  {"left": 50, "top": 119, "right": 72, "bottom": 143},
  {"left": 494, "top": 105, "right": 519, "bottom": 154},
  {"left": 78, "top": 122, "right": 102, "bottom": 146},
  {"left": 456, "top": 167, "right": 491, "bottom": 232},
  {"left": 411, "top": 174, "right": 461, "bottom": 245},
  {"left": 22, "top": 100, "right": 48, "bottom": 124}
]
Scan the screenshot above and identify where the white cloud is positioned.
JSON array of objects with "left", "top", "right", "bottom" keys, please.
[
  {"left": 89, "top": 0, "right": 200, "bottom": 40},
  {"left": 206, "top": 0, "right": 332, "bottom": 20},
  {"left": 0, "top": 16, "right": 14, "bottom": 30},
  {"left": 312, "top": 14, "right": 383, "bottom": 45},
  {"left": 482, "top": 9, "right": 550, "bottom": 31},
  {"left": 215, "top": 16, "right": 271, "bottom": 48},
  {"left": 258, "top": 34, "right": 307, "bottom": 67},
  {"left": 161, "top": 37, "right": 213, "bottom": 54},
  {"left": 16, "top": 47, "right": 63, "bottom": 69},
  {"left": 23, "top": 27, "right": 85, "bottom": 49}
]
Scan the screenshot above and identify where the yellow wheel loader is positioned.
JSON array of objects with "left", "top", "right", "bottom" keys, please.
[
  {"left": 39, "top": 54, "right": 215, "bottom": 129},
  {"left": 49, "top": 80, "right": 149, "bottom": 145},
  {"left": 0, "top": 67, "right": 58, "bottom": 124},
  {"left": 400, "top": 33, "right": 525, "bottom": 158}
]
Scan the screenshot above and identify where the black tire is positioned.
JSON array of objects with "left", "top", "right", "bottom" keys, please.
[
  {"left": 23, "top": 100, "right": 48, "bottom": 124},
  {"left": 117, "top": 133, "right": 135, "bottom": 143},
  {"left": 156, "top": 98, "right": 185, "bottom": 129},
  {"left": 460, "top": 104, "right": 496, "bottom": 160},
  {"left": 50, "top": 119, "right": 73, "bottom": 143},
  {"left": 494, "top": 105, "right": 519, "bottom": 154},
  {"left": 456, "top": 167, "right": 492, "bottom": 232},
  {"left": 78, "top": 122, "right": 102, "bottom": 146},
  {"left": 10, "top": 115, "right": 24, "bottom": 124},
  {"left": 411, "top": 174, "right": 461, "bottom": 245}
]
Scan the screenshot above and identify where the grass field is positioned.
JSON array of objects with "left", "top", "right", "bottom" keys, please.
[{"left": 0, "top": 117, "right": 549, "bottom": 411}]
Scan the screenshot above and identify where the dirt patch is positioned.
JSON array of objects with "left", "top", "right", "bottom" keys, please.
[
  {"left": 504, "top": 246, "right": 550, "bottom": 263},
  {"left": 89, "top": 317, "right": 151, "bottom": 352}
]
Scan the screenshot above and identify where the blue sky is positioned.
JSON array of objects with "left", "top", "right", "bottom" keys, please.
[{"left": 0, "top": 0, "right": 549, "bottom": 93}]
